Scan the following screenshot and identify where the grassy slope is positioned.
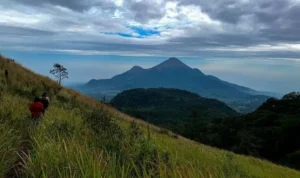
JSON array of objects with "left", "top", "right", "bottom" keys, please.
[{"left": 0, "top": 55, "right": 300, "bottom": 178}]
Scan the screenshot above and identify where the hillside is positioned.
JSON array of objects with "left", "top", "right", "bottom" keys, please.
[
  {"left": 110, "top": 88, "right": 300, "bottom": 170},
  {"left": 82, "top": 57, "right": 271, "bottom": 113},
  {"left": 110, "top": 88, "right": 238, "bottom": 133},
  {"left": 185, "top": 92, "right": 300, "bottom": 170},
  {"left": 1, "top": 55, "right": 300, "bottom": 178}
]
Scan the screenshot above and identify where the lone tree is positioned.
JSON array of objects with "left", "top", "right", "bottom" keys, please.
[{"left": 50, "top": 63, "right": 68, "bottom": 85}]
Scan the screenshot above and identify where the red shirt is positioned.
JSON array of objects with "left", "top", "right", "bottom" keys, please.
[{"left": 30, "top": 102, "right": 44, "bottom": 117}]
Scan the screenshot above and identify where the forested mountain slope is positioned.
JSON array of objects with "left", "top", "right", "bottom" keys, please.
[
  {"left": 111, "top": 88, "right": 238, "bottom": 132},
  {"left": 183, "top": 93, "right": 300, "bottom": 170}
]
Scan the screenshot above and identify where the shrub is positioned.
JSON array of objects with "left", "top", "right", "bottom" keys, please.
[
  {"left": 129, "top": 121, "right": 142, "bottom": 142},
  {"left": 85, "top": 109, "right": 124, "bottom": 152}
]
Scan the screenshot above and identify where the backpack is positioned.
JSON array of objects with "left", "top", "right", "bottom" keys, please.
[{"left": 40, "top": 97, "right": 50, "bottom": 110}]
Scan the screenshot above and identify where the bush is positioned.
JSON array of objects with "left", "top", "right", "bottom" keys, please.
[
  {"left": 129, "top": 121, "right": 142, "bottom": 142},
  {"left": 85, "top": 109, "right": 124, "bottom": 153}
]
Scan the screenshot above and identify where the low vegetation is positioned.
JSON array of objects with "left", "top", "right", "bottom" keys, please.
[{"left": 1, "top": 55, "right": 300, "bottom": 177}]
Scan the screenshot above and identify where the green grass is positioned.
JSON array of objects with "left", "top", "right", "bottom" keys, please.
[
  {"left": 1, "top": 55, "right": 300, "bottom": 177},
  {"left": 0, "top": 93, "right": 33, "bottom": 178}
]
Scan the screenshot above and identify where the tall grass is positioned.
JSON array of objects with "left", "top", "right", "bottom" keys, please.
[
  {"left": 0, "top": 93, "right": 33, "bottom": 177},
  {"left": 0, "top": 123, "right": 22, "bottom": 177},
  {"left": 21, "top": 104, "right": 174, "bottom": 177},
  {"left": 1, "top": 55, "right": 300, "bottom": 177}
]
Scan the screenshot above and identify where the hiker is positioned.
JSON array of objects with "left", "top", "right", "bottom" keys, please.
[
  {"left": 29, "top": 97, "right": 44, "bottom": 124},
  {"left": 4, "top": 69, "right": 8, "bottom": 81},
  {"left": 40, "top": 92, "right": 50, "bottom": 111}
]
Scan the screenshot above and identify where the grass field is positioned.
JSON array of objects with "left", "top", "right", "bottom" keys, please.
[{"left": 1, "top": 55, "right": 300, "bottom": 178}]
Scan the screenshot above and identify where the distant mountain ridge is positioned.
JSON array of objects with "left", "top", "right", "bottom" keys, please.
[{"left": 83, "top": 57, "right": 273, "bottom": 113}]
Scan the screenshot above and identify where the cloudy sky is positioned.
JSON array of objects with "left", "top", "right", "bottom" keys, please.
[{"left": 1, "top": 0, "right": 300, "bottom": 93}]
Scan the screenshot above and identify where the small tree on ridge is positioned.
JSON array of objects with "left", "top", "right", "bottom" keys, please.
[{"left": 50, "top": 63, "right": 68, "bottom": 85}]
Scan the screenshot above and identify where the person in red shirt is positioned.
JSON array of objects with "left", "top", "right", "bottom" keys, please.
[{"left": 30, "top": 97, "right": 44, "bottom": 124}]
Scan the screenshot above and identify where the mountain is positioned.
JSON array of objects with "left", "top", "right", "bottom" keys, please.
[
  {"left": 111, "top": 88, "right": 238, "bottom": 132},
  {"left": 1, "top": 55, "right": 299, "bottom": 177},
  {"left": 82, "top": 57, "right": 272, "bottom": 113},
  {"left": 186, "top": 92, "right": 300, "bottom": 170}
]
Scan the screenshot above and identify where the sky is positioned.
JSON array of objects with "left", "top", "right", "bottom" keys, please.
[{"left": 0, "top": 0, "right": 300, "bottom": 93}]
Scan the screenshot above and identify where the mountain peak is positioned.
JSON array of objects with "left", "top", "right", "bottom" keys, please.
[
  {"left": 152, "top": 57, "right": 191, "bottom": 70},
  {"left": 130, "top": 66, "right": 144, "bottom": 71},
  {"left": 167, "top": 57, "right": 181, "bottom": 62}
]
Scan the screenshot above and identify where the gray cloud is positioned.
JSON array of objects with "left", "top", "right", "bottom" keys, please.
[
  {"left": 0, "top": 25, "right": 55, "bottom": 36},
  {"left": 12, "top": 0, "right": 117, "bottom": 12},
  {"left": 177, "top": 0, "right": 289, "bottom": 24},
  {"left": 175, "top": 0, "right": 300, "bottom": 44},
  {"left": 0, "top": 0, "right": 300, "bottom": 59},
  {"left": 125, "top": 0, "right": 166, "bottom": 23}
]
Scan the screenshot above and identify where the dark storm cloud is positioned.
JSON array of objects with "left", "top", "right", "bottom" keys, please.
[{"left": 12, "top": 0, "right": 117, "bottom": 12}]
